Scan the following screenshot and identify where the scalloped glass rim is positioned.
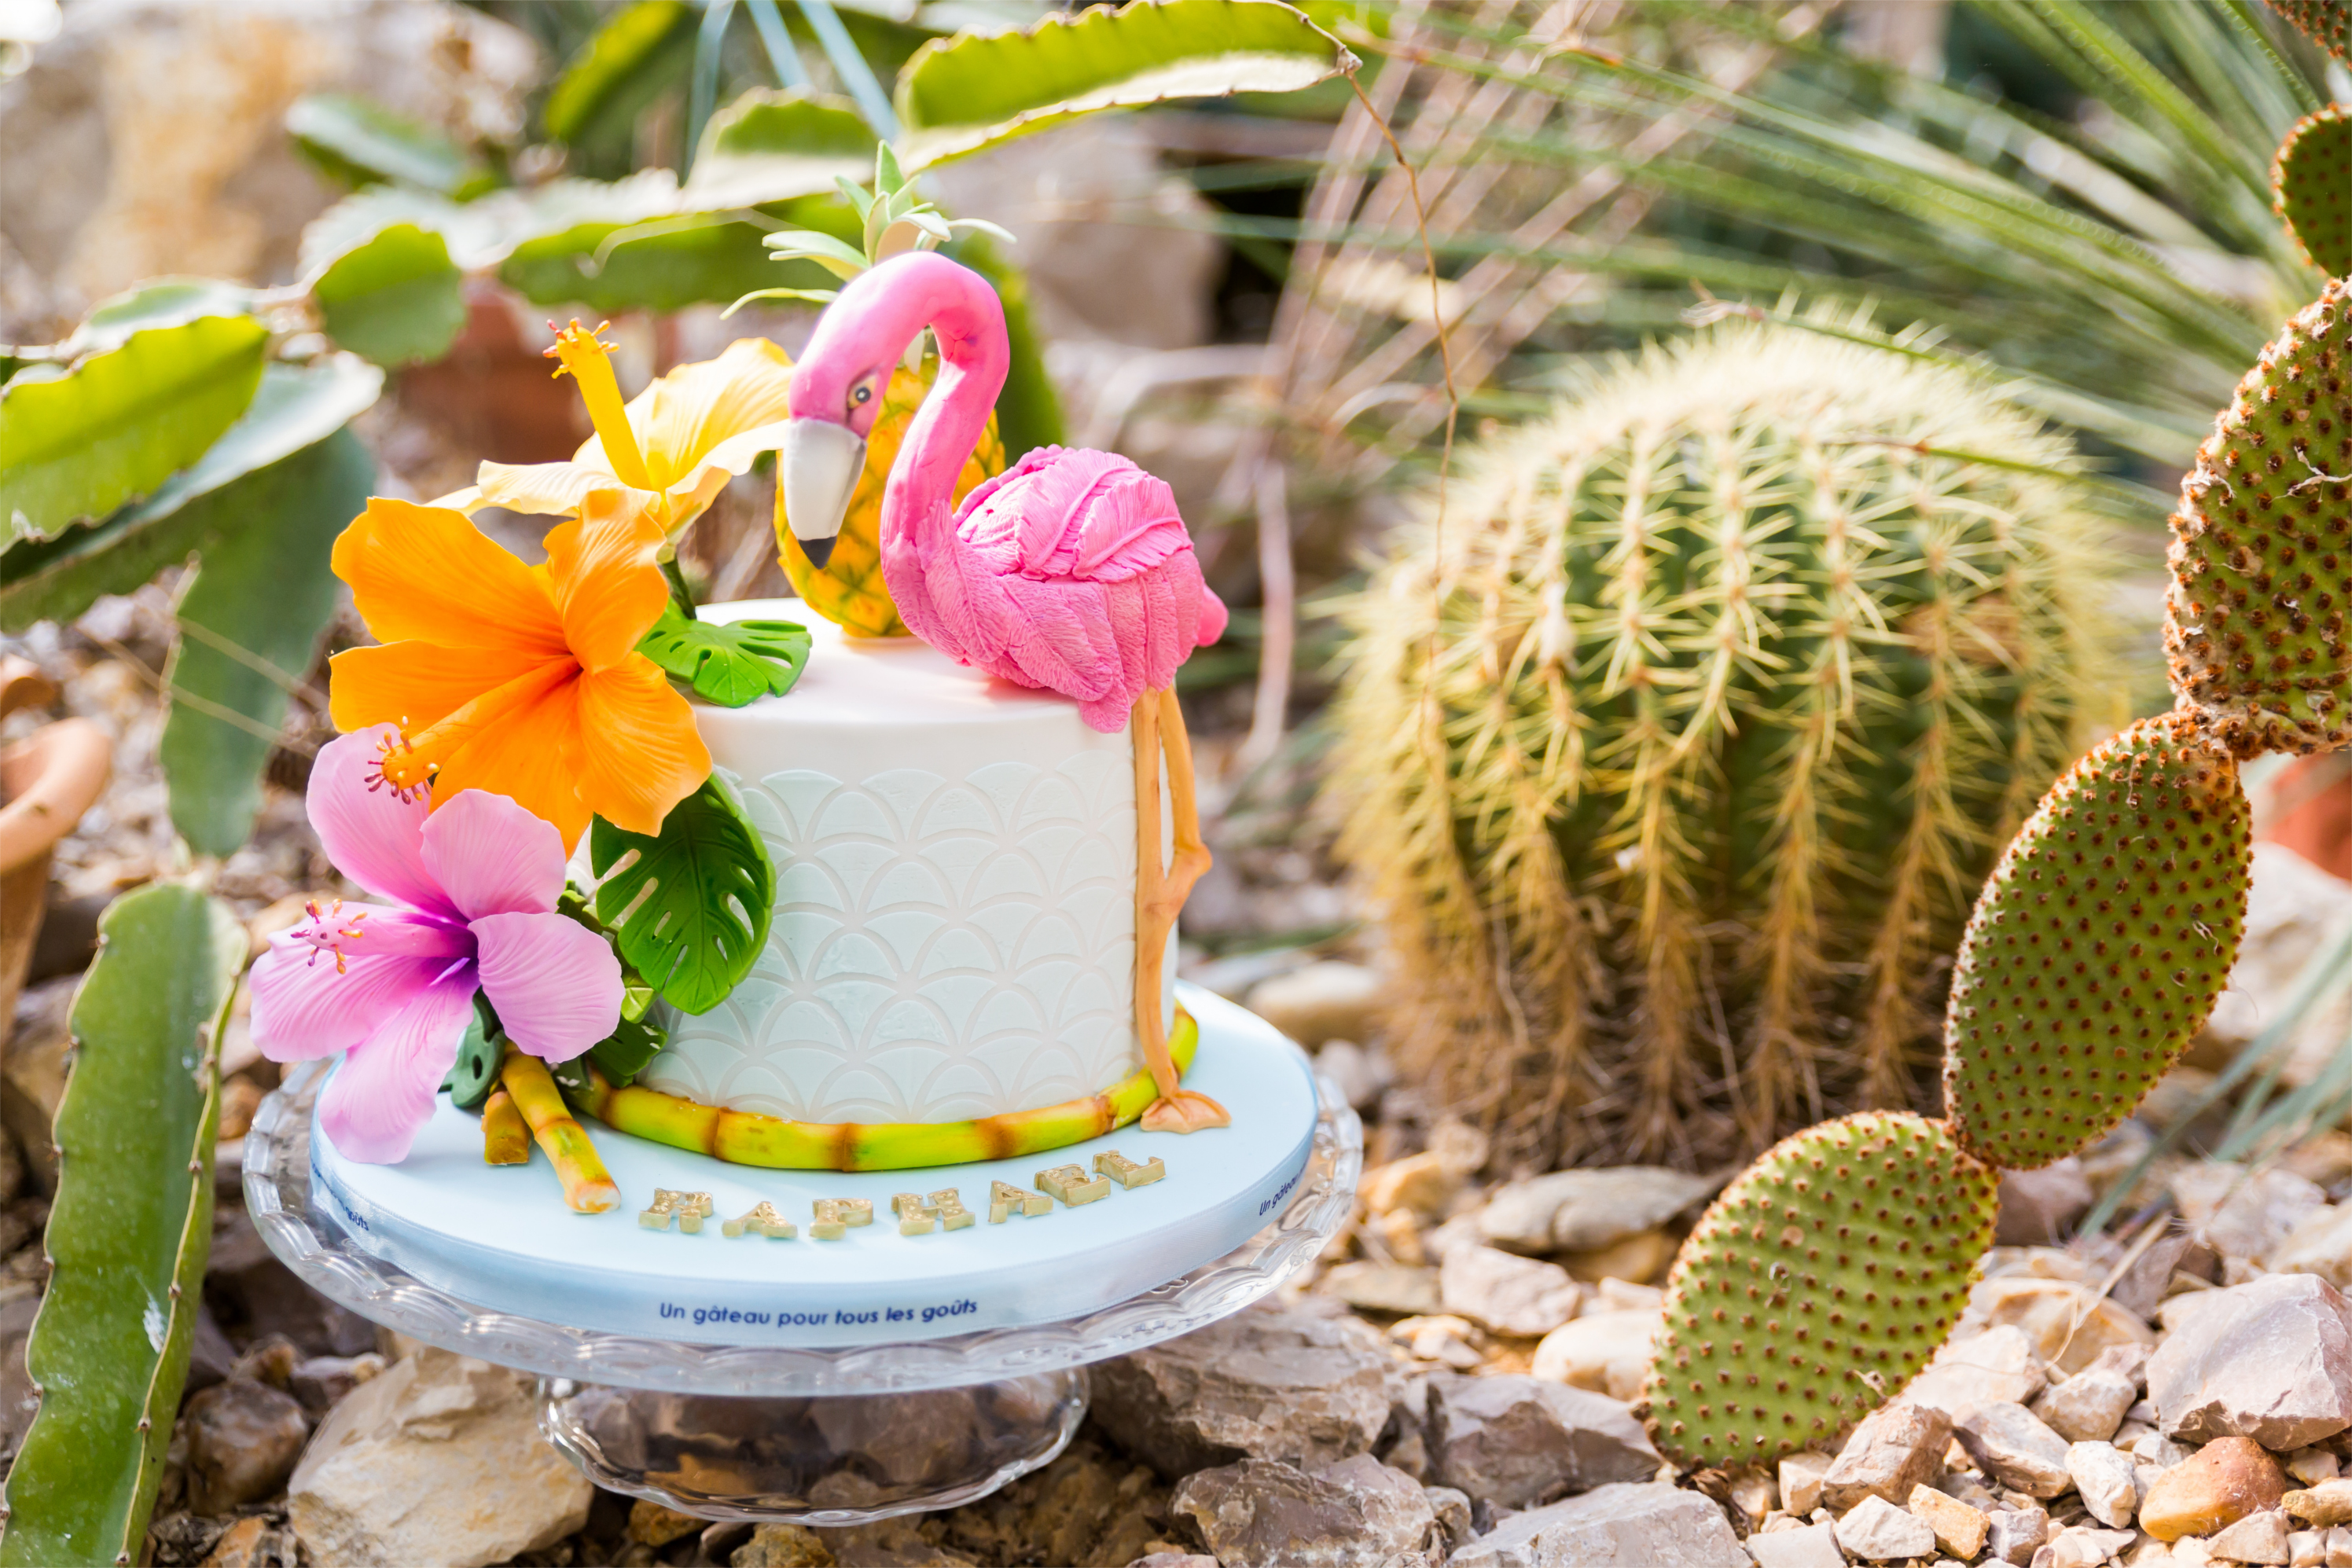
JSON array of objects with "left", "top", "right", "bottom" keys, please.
[{"left": 243, "top": 1058, "right": 1362, "bottom": 1395}]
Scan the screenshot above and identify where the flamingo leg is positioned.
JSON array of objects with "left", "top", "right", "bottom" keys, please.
[{"left": 1137, "top": 687, "right": 1229, "bottom": 1133}]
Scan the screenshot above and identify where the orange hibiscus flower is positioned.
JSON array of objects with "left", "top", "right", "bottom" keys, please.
[{"left": 328, "top": 490, "right": 711, "bottom": 850}]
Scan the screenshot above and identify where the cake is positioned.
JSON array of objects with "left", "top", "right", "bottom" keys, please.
[{"left": 634, "top": 608, "right": 1177, "bottom": 1129}]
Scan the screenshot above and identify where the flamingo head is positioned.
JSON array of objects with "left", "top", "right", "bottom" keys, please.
[{"left": 780, "top": 259, "right": 932, "bottom": 570}]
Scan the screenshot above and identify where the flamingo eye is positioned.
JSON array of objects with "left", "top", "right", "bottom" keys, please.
[{"left": 852, "top": 384, "right": 873, "bottom": 406}]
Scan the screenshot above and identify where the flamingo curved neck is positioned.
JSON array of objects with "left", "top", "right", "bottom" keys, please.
[{"left": 876, "top": 255, "right": 1010, "bottom": 544}]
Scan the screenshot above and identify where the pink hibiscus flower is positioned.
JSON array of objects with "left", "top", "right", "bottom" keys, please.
[{"left": 251, "top": 724, "right": 623, "bottom": 1163}]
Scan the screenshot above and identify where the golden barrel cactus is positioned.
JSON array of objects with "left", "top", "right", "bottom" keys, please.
[{"left": 1330, "top": 314, "right": 2125, "bottom": 1170}]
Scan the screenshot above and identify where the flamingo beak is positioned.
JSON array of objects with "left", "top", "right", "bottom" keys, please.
[{"left": 780, "top": 418, "right": 864, "bottom": 571}]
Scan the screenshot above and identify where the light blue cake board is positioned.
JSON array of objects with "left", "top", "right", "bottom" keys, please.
[{"left": 310, "top": 984, "right": 1317, "bottom": 1349}]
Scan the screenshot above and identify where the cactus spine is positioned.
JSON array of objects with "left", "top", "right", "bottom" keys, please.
[
  {"left": 1644, "top": 101, "right": 2349, "bottom": 1467},
  {"left": 1332, "top": 314, "right": 2119, "bottom": 1167}
]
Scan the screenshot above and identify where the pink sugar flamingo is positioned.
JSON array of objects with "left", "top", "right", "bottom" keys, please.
[{"left": 778, "top": 250, "right": 1229, "bottom": 1134}]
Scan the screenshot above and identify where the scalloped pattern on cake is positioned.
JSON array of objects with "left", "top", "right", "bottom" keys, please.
[{"left": 638, "top": 752, "right": 1156, "bottom": 1124}]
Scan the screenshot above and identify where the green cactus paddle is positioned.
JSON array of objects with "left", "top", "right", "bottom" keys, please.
[{"left": 2274, "top": 106, "right": 2350, "bottom": 277}]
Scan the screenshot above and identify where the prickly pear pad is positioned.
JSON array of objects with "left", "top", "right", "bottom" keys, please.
[
  {"left": 2274, "top": 106, "right": 2350, "bottom": 278},
  {"left": 1642, "top": 1111, "right": 1996, "bottom": 1469},
  {"left": 2265, "top": 0, "right": 2348, "bottom": 67},
  {"left": 2164, "top": 280, "right": 2352, "bottom": 756},
  {"left": 1943, "top": 713, "right": 2251, "bottom": 1170}
]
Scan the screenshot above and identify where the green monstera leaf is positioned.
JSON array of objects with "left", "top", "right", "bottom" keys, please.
[
  {"left": 637, "top": 607, "right": 811, "bottom": 707},
  {"left": 0, "top": 315, "right": 267, "bottom": 545},
  {"left": 590, "top": 773, "right": 774, "bottom": 1015}
]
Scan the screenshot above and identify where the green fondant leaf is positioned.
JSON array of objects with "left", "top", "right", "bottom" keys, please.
[
  {"left": 589, "top": 773, "right": 774, "bottom": 1015},
  {"left": 637, "top": 607, "right": 811, "bottom": 707}
]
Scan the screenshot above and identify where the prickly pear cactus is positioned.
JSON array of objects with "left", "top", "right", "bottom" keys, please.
[
  {"left": 1942, "top": 714, "right": 2251, "bottom": 1170},
  {"left": 777, "top": 358, "right": 1004, "bottom": 637},
  {"left": 2163, "top": 279, "right": 2352, "bottom": 758},
  {"left": 2274, "top": 105, "right": 2350, "bottom": 277},
  {"left": 2266, "top": 0, "right": 2349, "bottom": 64},
  {"left": 1644, "top": 1111, "right": 1997, "bottom": 1467},
  {"left": 1332, "top": 313, "right": 2119, "bottom": 1167}
]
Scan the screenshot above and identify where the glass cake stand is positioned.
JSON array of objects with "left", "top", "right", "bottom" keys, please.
[{"left": 244, "top": 1054, "right": 1362, "bottom": 1524}]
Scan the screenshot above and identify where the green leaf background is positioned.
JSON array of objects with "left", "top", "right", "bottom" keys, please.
[{"left": 310, "top": 223, "right": 469, "bottom": 369}]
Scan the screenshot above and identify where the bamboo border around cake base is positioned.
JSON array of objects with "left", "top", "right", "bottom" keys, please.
[{"left": 580, "top": 1010, "right": 1204, "bottom": 1172}]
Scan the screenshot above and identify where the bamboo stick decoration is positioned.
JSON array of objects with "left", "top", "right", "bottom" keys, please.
[
  {"left": 499, "top": 1048, "right": 619, "bottom": 1212},
  {"left": 480, "top": 1089, "right": 531, "bottom": 1166}
]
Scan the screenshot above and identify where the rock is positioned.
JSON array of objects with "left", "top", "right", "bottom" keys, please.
[
  {"left": 286, "top": 1346, "right": 591, "bottom": 1568},
  {"left": 1391, "top": 1315, "right": 1485, "bottom": 1372},
  {"left": 2288, "top": 1451, "right": 2343, "bottom": 1485},
  {"left": 1557, "top": 1229, "right": 1676, "bottom": 1287},
  {"left": 1998, "top": 1162, "right": 2095, "bottom": 1246},
  {"left": 2288, "top": 1482, "right": 2352, "bottom": 1526},
  {"left": 1835, "top": 1495, "right": 1937, "bottom": 1561},
  {"left": 206, "top": 1210, "right": 379, "bottom": 1357},
  {"left": 1476, "top": 1168, "right": 1718, "bottom": 1256},
  {"left": 1324, "top": 1261, "right": 1445, "bottom": 1317},
  {"left": 1984, "top": 1505, "right": 2051, "bottom": 1566},
  {"left": 2041, "top": 1524, "right": 2137, "bottom": 1566},
  {"left": 2290, "top": 1529, "right": 2328, "bottom": 1568},
  {"left": 1443, "top": 1482, "right": 1747, "bottom": 1568},
  {"left": 2207, "top": 1511, "right": 2293, "bottom": 1565},
  {"left": 1956, "top": 1402, "right": 2074, "bottom": 1500},
  {"left": 181, "top": 1375, "right": 309, "bottom": 1515},
  {"left": 1090, "top": 1303, "right": 1401, "bottom": 1481},
  {"left": 2038, "top": 1365, "right": 2140, "bottom": 1444},
  {"left": 2196, "top": 845, "right": 2352, "bottom": 1106},
  {"left": 934, "top": 1435, "right": 1167, "bottom": 1568},
  {"left": 197, "top": 1515, "right": 296, "bottom": 1568},
  {"left": 1744, "top": 1521, "right": 1844, "bottom": 1568},
  {"left": 1531, "top": 1309, "right": 1656, "bottom": 1402},
  {"left": 1424, "top": 1485, "right": 1474, "bottom": 1551},
  {"left": 2273, "top": 1208, "right": 2352, "bottom": 1292},
  {"left": 1909, "top": 1485, "right": 1991, "bottom": 1559},
  {"left": 2070, "top": 1441, "right": 2140, "bottom": 1528},
  {"left": 1442, "top": 1247, "right": 1582, "bottom": 1337},
  {"left": 0, "top": 1294, "right": 41, "bottom": 1459},
  {"left": 2141, "top": 1436, "right": 2289, "bottom": 1542},
  {"left": 1125, "top": 1558, "right": 1215, "bottom": 1568},
  {"left": 1821, "top": 1402, "right": 1955, "bottom": 1511},
  {"left": 1362, "top": 1154, "right": 1461, "bottom": 1220},
  {"left": 288, "top": 1353, "right": 385, "bottom": 1416},
  {"left": 1167, "top": 1455, "right": 1435, "bottom": 1568},
  {"left": 733, "top": 1524, "right": 836, "bottom": 1566},
  {"left": 2147, "top": 1275, "right": 2352, "bottom": 1449},
  {"left": 2174, "top": 1166, "right": 2331, "bottom": 1265},
  {"left": 2328, "top": 1527, "right": 2352, "bottom": 1568},
  {"left": 1909, "top": 1325, "right": 2051, "bottom": 1419},
  {"left": 1973, "top": 1277, "right": 2155, "bottom": 1376},
  {"left": 630, "top": 1501, "right": 707, "bottom": 1548},
  {"left": 1314, "top": 1041, "right": 1393, "bottom": 1115},
  {"left": 1586, "top": 1278, "right": 1666, "bottom": 1313},
  {"left": 1424, "top": 1372, "right": 1658, "bottom": 1507},
  {"left": 1777, "top": 1452, "right": 1834, "bottom": 1518},
  {"left": 1246, "top": 964, "right": 1388, "bottom": 1050}
]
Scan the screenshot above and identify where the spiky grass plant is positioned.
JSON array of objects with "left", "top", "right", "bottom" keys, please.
[{"left": 1332, "top": 311, "right": 2122, "bottom": 1169}]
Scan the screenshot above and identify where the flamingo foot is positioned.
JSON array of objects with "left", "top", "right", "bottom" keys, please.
[{"left": 1141, "top": 1089, "right": 1231, "bottom": 1134}]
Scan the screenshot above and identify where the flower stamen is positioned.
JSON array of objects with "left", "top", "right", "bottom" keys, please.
[
  {"left": 363, "top": 729, "right": 432, "bottom": 803},
  {"left": 295, "top": 899, "right": 369, "bottom": 975},
  {"left": 546, "top": 320, "right": 656, "bottom": 492}
]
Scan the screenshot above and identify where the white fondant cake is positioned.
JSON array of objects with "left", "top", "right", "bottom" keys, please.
[{"left": 634, "top": 603, "right": 1174, "bottom": 1126}]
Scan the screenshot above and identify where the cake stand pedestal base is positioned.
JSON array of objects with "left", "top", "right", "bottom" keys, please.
[{"left": 536, "top": 1372, "right": 1089, "bottom": 1526}]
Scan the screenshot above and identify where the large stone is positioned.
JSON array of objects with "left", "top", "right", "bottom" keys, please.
[
  {"left": 934, "top": 1436, "right": 1167, "bottom": 1568},
  {"left": 2206, "top": 1510, "right": 2293, "bottom": 1565},
  {"left": 2272, "top": 1207, "right": 2352, "bottom": 1292},
  {"left": 0, "top": 0, "right": 535, "bottom": 332},
  {"left": 2043, "top": 1525, "right": 2137, "bottom": 1566},
  {"left": 1323, "top": 1261, "right": 1445, "bottom": 1317},
  {"left": 1972, "top": 1277, "right": 2155, "bottom": 1375},
  {"left": 1907, "top": 1485, "right": 1990, "bottom": 1559},
  {"left": 286, "top": 1347, "right": 591, "bottom": 1568},
  {"left": 2035, "top": 1364, "right": 2138, "bottom": 1443},
  {"left": 2069, "top": 1441, "right": 2140, "bottom": 1529},
  {"left": 1244, "top": 964, "right": 1389, "bottom": 1050},
  {"left": 1777, "top": 1451, "right": 1833, "bottom": 1517},
  {"left": 182, "top": 1375, "right": 309, "bottom": 1515},
  {"left": 2147, "top": 1275, "right": 2352, "bottom": 1450},
  {"left": 1441, "top": 1247, "right": 1582, "bottom": 1338},
  {"left": 2141, "top": 1437, "right": 2289, "bottom": 1542},
  {"left": 1821, "top": 1401, "right": 1953, "bottom": 1511},
  {"left": 1530, "top": 1309, "right": 1657, "bottom": 1403},
  {"left": 1997, "top": 1161, "right": 2095, "bottom": 1247},
  {"left": 2287, "top": 1482, "right": 2352, "bottom": 1527},
  {"left": 1169, "top": 1455, "right": 1434, "bottom": 1568},
  {"left": 1983, "top": 1505, "right": 2050, "bottom": 1566},
  {"left": 1090, "top": 1303, "right": 1401, "bottom": 1481},
  {"left": 1954, "top": 1402, "right": 2074, "bottom": 1500},
  {"left": 1476, "top": 1168, "right": 1718, "bottom": 1255},
  {"left": 2174, "top": 1166, "right": 2331, "bottom": 1266},
  {"left": 1833, "top": 1496, "right": 1935, "bottom": 1562},
  {"left": 1744, "top": 1522, "right": 1844, "bottom": 1568},
  {"left": 1424, "top": 1372, "right": 1658, "bottom": 1509},
  {"left": 1443, "top": 1482, "right": 1746, "bottom": 1568},
  {"left": 1906, "top": 1325, "right": 2049, "bottom": 1419}
]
